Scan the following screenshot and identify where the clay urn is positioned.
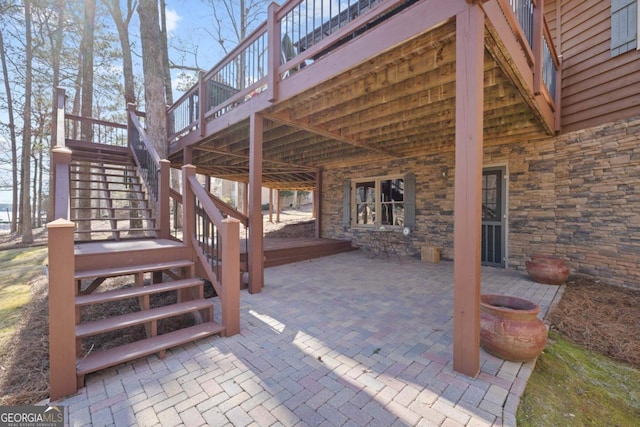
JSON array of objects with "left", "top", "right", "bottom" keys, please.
[
  {"left": 480, "top": 294, "right": 548, "bottom": 362},
  {"left": 526, "top": 254, "right": 569, "bottom": 285}
]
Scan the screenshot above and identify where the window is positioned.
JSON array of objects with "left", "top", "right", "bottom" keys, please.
[
  {"left": 353, "top": 176, "right": 405, "bottom": 228},
  {"left": 611, "top": 0, "right": 638, "bottom": 56}
]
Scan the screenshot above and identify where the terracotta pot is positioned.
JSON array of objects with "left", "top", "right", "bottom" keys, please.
[
  {"left": 480, "top": 294, "right": 548, "bottom": 362},
  {"left": 526, "top": 255, "right": 569, "bottom": 285}
]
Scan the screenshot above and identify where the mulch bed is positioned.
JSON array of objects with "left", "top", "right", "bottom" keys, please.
[{"left": 547, "top": 275, "right": 640, "bottom": 369}]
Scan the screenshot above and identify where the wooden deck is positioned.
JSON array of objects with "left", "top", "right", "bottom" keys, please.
[{"left": 240, "top": 238, "right": 355, "bottom": 270}]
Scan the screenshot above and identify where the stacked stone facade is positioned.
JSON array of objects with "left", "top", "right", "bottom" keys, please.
[{"left": 321, "top": 115, "right": 640, "bottom": 289}]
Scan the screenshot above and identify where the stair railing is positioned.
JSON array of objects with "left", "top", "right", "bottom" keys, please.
[
  {"left": 127, "top": 104, "right": 170, "bottom": 238},
  {"left": 183, "top": 165, "right": 241, "bottom": 336}
]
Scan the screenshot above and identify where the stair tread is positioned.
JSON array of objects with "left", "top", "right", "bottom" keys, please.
[
  {"left": 72, "top": 218, "right": 156, "bottom": 222},
  {"left": 73, "top": 227, "right": 159, "bottom": 234},
  {"left": 76, "top": 322, "right": 224, "bottom": 376},
  {"left": 76, "top": 278, "right": 203, "bottom": 306},
  {"left": 76, "top": 299, "right": 213, "bottom": 338},
  {"left": 75, "top": 259, "right": 194, "bottom": 280}
]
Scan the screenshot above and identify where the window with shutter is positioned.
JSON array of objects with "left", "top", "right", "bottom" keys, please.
[
  {"left": 347, "top": 173, "right": 415, "bottom": 230},
  {"left": 611, "top": 0, "right": 638, "bottom": 56}
]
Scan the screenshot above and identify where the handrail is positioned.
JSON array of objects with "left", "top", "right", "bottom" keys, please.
[
  {"left": 127, "top": 104, "right": 171, "bottom": 237},
  {"left": 183, "top": 165, "right": 240, "bottom": 336},
  {"left": 496, "top": 0, "right": 535, "bottom": 66},
  {"left": 64, "top": 113, "right": 128, "bottom": 146},
  {"left": 208, "top": 191, "right": 249, "bottom": 227}
]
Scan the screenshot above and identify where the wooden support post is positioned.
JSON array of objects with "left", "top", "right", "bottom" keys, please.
[
  {"left": 453, "top": 5, "right": 484, "bottom": 378},
  {"left": 248, "top": 113, "right": 264, "bottom": 294},
  {"left": 315, "top": 169, "right": 323, "bottom": 238},
  {"left": 532, "top": 0, "right": 544, "bottom": 95},
  {"left": 52, "top": 147, "right": 72, "bottom": 221},
  {"left": 158, "top": 159, "right": 171, "bottom": 239},
  {"left": 243, "top": 183, "right": 249, "bottom": 216},
  {"left": 182, "top": 165, "right": 197, "bottom": 249},
  {"left": 54, "top": 88, "right": 66, "bottom": 148},
  {"left": 198, "top": 70, "right": 206, "bottom": 137},
  {"left": 222, "top": 217, "right": 241, "bottom": 336},
  {"left": 267, "top": 2, "right": 280, "bottom": 103},
  {"left": 269, "top": 189, "right": 274, "bottom": 223},
  {"left": 276, "top": 190, "right": 281, "bottom": 223},
  {"left": 48, "top": 219, "right": 77, "bottom": 401}
]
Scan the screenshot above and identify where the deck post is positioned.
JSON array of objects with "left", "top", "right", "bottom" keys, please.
[
  {"left": 453, "top": 5, "right": 485, "bottom": 378},
  {"left": 315, "top": 169, "right": 322, "bottom": 238},
  {"left": 248, "top": 113, "right": 264, "bottom": 293},
  {"left": 52, "top": 147, "right": 72, "bottom": 221},
  {"left": 269, "top": 189, "right": 274, "bottom": 223},
  {"left": 48, "top": 219, "right": 77, "bottom": 401},
  {"left": 158, "top": 159, "right": 171, "bottom": 239},
  {"left": 182, "top": 164, "right": 197, "bottom": 249},
  {"left": 267, "top": 2, "right": 280, "bottom": 102},
  {"left": 221, "top": 217, "right": 241, "bottom": 336},
  {"left": 276, "top": 190, "right": 280, "bottom": 223}
]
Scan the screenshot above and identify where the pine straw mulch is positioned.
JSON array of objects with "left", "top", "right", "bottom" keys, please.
[{"left": 547, "top": 275, "right": 640, "bottom": 369}]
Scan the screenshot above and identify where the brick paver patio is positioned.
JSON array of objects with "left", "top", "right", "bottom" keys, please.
[{"left": 55, "top": 251, "right": 561, "bottom": 426}]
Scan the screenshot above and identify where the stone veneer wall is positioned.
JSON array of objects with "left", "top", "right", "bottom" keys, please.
[{"left": 321, "top": 115, "right": 640, "bottom": 289}]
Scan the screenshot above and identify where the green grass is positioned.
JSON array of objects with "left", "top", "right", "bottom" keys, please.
[
  {"left": 0, "top": 246, "right": 47, "bottom": 355},
  {"left": 517, "top": 331, "right": 640, "bottom": 426}
]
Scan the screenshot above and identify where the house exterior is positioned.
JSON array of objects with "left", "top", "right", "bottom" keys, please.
[
  {"left": 48, "top": 0, "right": 640, "bottom": 399},
  {"left": 324, "top": 0, "right": 640, "bottom": 290}
]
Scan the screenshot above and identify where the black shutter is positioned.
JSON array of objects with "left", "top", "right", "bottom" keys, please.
[
  {"left": 342, "top": 180, "right": 351, "bottom": 229},
  {"left": 404, "top": 172, "right": 416, "bottom": 228}
]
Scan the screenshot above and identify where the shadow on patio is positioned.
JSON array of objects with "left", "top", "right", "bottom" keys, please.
[{"left": 60, "top": 251, "right": 561, "bottom": 426}]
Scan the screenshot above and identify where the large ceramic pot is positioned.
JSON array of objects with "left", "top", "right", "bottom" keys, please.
[
  {"left": 480, "top": 294, "right": 548, "bottom": 362},
  {"left": 526, "top": 255, "right": 569, "bottom": 285}
]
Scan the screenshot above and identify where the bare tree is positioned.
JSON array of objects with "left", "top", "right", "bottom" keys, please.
[
  {"left": 0, "top": 30, "right": 19, "bottom": 233},
  {"left": 76, "top": 0, "right": 97, "bottom": 240},
  {"left": 20, "top": 0, "right": 34, "bottom": 243}
]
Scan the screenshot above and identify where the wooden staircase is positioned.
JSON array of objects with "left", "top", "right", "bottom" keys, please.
[
  {"left": 67, "top": 141, "right": 158, "bottom": 241},
  {"left": 72, "top": 239, "right": 225, "bottom": 387}
]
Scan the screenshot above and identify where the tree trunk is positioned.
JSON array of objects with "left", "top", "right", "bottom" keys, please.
[
  {"left": 21, "top": 0, "right": 33, "bottom": 244},
  {"left": 159, "top": 0, "right": 173, "bottom": 106},
  {"left": 138, "top": 0, "right": 168, "bottom": 158},
  {"left": 48, "top": 0, "right": 65, "bottom": 223},
  {"left": 0, "top": 30, "right": 19, "bottom": 234},
  {"left": 77, "top": 0, "right": 97, "bottom": 241},
  {"left": 104, "top": 0, "right": 141, "bottom": 233}
]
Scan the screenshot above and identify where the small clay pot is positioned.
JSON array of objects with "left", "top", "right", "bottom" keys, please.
[
  {"left": 480, "top": 294, "right": 548, "bottom": 362},
  {"left": 526, "top": 255, "right": 569, "bottom": 285}
]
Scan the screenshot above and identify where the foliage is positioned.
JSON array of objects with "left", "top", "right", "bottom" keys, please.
[{"left": 517, "top": 331, "right": 640, "bottom": 426}]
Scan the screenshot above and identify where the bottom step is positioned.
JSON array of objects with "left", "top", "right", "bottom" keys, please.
[{"left": 76, "top": 322, "right": 225, "bottom": 377}]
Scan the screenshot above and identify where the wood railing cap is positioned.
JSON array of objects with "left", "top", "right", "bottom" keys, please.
[{"left": 47, "top": 218, "right": 75, "bottom": 228}]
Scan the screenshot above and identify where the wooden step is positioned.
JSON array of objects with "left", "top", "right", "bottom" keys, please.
[
  {"left": 71, "top": 196, "right": 149, "bottom": 202},
  {"left": 71, "top": 154, "right": 135, "bottom": 166},
  {"left": 71, "top": 163, "right": 137, "bottom": 173},
  {"left": 70, "top": 187, "right": 146, "bottom": 194},
  {"left": 70, "top": 178, "right": 143, "bottom": 186},
  {"left": 72, "top": 217, "right": 156, "bottom": 223},
  {"left": 75, "top": 259, "right": 194, "bottom": 280},
  {"left": 70, "top": 170, "right": 140, "bottom": 179},
  {"left": 76, "top": 322, "right": 224, "bottom": 376},
  {"left": 76, "top": 299, "right": 213, "bottom": 339},
  {"left": 71, "top": 206, "right": 153, "bottom": 212},
  {"left": 75, "top": 278, "right": 204, "bottom": 307}
]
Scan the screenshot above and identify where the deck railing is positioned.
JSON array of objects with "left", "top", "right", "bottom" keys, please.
[
  {"left": 183, "top": 165, "right": 240, "bottom": 336},
  {"left": 64, "top": 114, "right": 127, "bottom": 146},
  {"left": 497, "top": 0, "right": 560, "bottom": 112},
  {"left": 168, "top": 0, "right": 561, "bottom": 146}
]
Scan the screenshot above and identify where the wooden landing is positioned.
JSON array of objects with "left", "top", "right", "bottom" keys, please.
[{"left": 240, "top": 238, "right": 355, "bottom": 270}]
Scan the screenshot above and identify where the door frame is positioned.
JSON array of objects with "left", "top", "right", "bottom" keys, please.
[{"left": 482, "top": 164, "right": 508, "bottom": 267}]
